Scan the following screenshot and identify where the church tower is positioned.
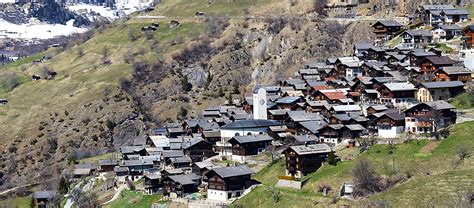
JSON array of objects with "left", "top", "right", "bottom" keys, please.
[{"left": 253, "top": 85, "right": 267, "bottom": 120}]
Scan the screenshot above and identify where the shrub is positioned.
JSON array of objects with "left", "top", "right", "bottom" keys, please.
[
  {"left": 352, "top": 159, "right": 382, "bottom": 197},
  {"left": 1, "top": 73, "right": 20, "bottom": 92}
]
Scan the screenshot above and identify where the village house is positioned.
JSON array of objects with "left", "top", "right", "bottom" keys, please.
[
  {"left": 417, "top": 81, "right": 465, "bottom": 102},
  {"left": 440, "top": 9, "right": 469, "bottom": 24},
  {"left": 144, "top": 174, "right": 161, "bottom": 194},
  {"left": 191, "top": 161, "right": 219, "bottom": 182},
  {"left": 284, "top": 143, "right": 332, "bottom": 179},
  {"left": 435, "top": 66, "right": 472, "bottom": 83},
  {"left": 401, "top": 30, "right": 433, "bottom": 48},
  {"left": 463, "top": 25, "right": 474, "bottom": 49},
  {"left": 404, "top": 100, "right": 457, "bottom": 134},
  {"left": 409, "top": 51, "right": 437, "bottom": 67},
  {"left": 378, "top": 82, "right": 417, "bottom": 105},
  {"left": 372, "top": 20, "right": 403, "bottom": 45},
  {"left": 228, "top": 134, "right": 273, "bottom": 162},
  {"left": 163, "top": 174, "right": 201, "bottom": 198},
  {"left": 73, "top": 163, "right": 97, "bottom": 178},
  {"left": 417, "top": 5, "right": 455, "bottom": 26},
  {"left": 33, "top": 191, "right": 57, "bottom": 208},
  {"left": 99, "top": 159, "right": 118, "bottom": 172},
  {"left": 419, "top": 56, "right": 459, "bottom": 81},
  {"left": 376, "top": 109, "right": 405, "bottom": 138},
  {"left": 318, "top": 124, "right": 351, "bottom": 145},
  {"left": 121, "top": 159, "right": 154, "bottom": 178},
  {"left": 206, "top": 165, "right": 255, "bottom": 201},
  {"left": 182, "top": 138, "right": 214, "bottom": 162},
  {"left": 114, "top": 166, "right": 129, "bottom": 182},
  {"left": 290, "top": 134, "right": 319, "bottom": 145},
  {"left": 432, "top": 24, "right": 462, "bottom": 42},
  {"left": 168, "top": 156, "right": 192, "bottom": 169}
]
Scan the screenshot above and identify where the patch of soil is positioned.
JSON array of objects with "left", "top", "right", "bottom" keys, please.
[{"left": 419, "top": 141, "right": 439, "bottom": 154}]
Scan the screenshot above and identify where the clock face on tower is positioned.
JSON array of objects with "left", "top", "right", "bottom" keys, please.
[{"left": 259, "top": 99, "right": 265, "bottom": 105}]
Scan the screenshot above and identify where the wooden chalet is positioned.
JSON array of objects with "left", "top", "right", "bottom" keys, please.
[
  {"left": 409, "top": 51, "right": 437, "bottom": 67},
  {"left": 144, "top": 174, "right": 161, "bottom": 194},
  {"left": 98, "top": 159, "right": 118, "bottom": 172},
  {"left": 419, "top": 56, "right": 458, "bottom": 81},
  {"left": 313, "top": 90, "right": 347, "bottom": 103},
  {"left": 372, "top": 20, "right": 403, "bottom": 45},
  {"left": 284, "top": 144, "right": 331, "bottom": 178},
  {"left": 376, "top": 110, "right": 405, "bottom": 138},
  {"left": 378, "top": 83, "right": 417, "bottom": 104},
  {"left": 191, "top": 161, "right": 219, "bottom": 181},
  {"left": 463, "top": 25, "right": 474, "bottom": 49},
  {"left": 435, "top": 66, "right": 472, "bottom": 83},
  {"left": 417, "top": 81, "right": 465, "bottom": 102},
  {"left": 318, "top": 124, "right": 351, "bottom": 145},
  {"left": 202, "top": 130, "right": 221, "bottom": 144},
  {"left": 228, "top": 135, "right": 273, "bottom": 162},
  {"left": 404, "top": 100, "right": 457, "bottom": 134},
  {"left": 163, "top": 174, "right": 200, "bottom": 197},
  {"left": 206, "top": 165, "right": 255, "bottom": 201},
  {"left": 33, "top": 191, "right": 57, "bottom": 207},
  {"left": 182, "top": 138, "right": 214, "bottom": 162}
]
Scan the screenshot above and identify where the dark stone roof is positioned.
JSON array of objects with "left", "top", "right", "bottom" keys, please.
[
  {"left": 420, "top": 81, "right": 464, "bottom": 89},
  {"left": 34, "top": 191, "right": 56, "bottom": 199},
  {"left": 373, "top": 20, "right": 403, "bottom": 27},
  {"left": 424, "top": 56, "right": 457, "bottom": 65},
  {"left": 99, "top": 159, "right": 118, "bottom": 166},
  {"left": 229, "top": 134, "right": 273, "bottom": 144},
  {"left": 221, "top": 119, "right": 280, "bottom": 130},
  {"left": 441, "top": 66, "right": 471, "bottom": 75},
  {"left": 207, "top": 165, "right": 254, "bottom": 178},
  {"left": 288, "top": 144, "right": 331, "bottom": 155}
]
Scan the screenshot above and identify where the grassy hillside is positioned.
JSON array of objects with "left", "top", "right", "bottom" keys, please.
[
  {"left": 233, "top": 121, "right": 474, "bottom": 207},
  {"left": 104, "top": 190, "right": 161, "bottom": 208},
  {"left": 450, "top": 93, "right": 473, "bottom": 110}
]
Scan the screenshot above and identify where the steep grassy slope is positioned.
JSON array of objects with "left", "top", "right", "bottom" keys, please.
[
  {"left": 233, "top": 121, "right": 474, "bottom": 207},
  {"left": 0, "top": 0, "right": 367, "bottom": 193}
]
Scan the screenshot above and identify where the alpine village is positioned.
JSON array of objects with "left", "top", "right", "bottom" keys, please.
[{"left": 1, "top": 0, "right": 474, "bottom": 208}]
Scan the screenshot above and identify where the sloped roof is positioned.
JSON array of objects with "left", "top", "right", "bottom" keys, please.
[
  {"left": 292, "top": 134, "right": 319, "bottom": 143},
  {"left": 34, "top": 191, "right": 56, "bottom": 199},
  {"left": 405, "top": 30, "right": 433, "bottom": 37},
  {"left": 298, "top": 120, "right": 328, "bottom": 134},
  {"left": 287, "top": 111, "right": 323, "bottom": 122},
  {"left": 425, "top": 56, "right": 457, "bottom": 65},
  {"left": 229, "top": 134, "right": 273, "bottom": 144},
  {"left": 168, "top": 174, "right": 196, "bottom": 185},
  {"left": 322, "top": 91, "right": 347, "bottom": 100},
  {"left": 422, "top": 5, "right": 455, "bottom": 11},
  {"left": 221, "top": 119, "right": 280, "bottom": 130},
  {"left": 384, "top": 83, "right": 416, "bottom": 91},
  {"left": 288, "top": 144, "right": 331, "bottom": 155},
  {"left": 373, "top": 20, "right": 403, "bottom": 27},
  {"left": 420, "top": 81, "right": 464, "bottom": 89},
  {"left": 207, "top": 165, "right": 255, "bottom": 178},
  {"left": 332, "top": 105, "right": 361, "bottom": 112},
  {"left": 443, "top": 9, "right": 469, "bottom": 15},
  {"left": 441, "top": 66, "right": 471, "bottom": 75}
]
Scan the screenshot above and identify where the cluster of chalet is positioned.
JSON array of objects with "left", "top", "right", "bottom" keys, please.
[
  {"left": 373, "top": 4, "right": 472, "bottom": 49},
  {"left": 65, "top": 5, "right": 472, "bottom": 201},
  {"left": 71, "top": 37, "right": 469, "bottom": 200}
]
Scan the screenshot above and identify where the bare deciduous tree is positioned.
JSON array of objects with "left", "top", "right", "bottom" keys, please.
[{"left": 352, "top": 159, "right": 382, "bottom": 197}]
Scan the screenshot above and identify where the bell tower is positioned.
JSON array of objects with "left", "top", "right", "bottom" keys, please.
[{"left": 253, "top": 85, "right": 267, "bottom": 120}]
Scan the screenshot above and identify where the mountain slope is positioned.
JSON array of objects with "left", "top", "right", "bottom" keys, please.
[{"left": 0, "top": 0, "right": 371, "bottom": 188}]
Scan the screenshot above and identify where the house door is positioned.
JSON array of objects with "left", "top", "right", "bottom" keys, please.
[{"left": 228, "top": 192, "right": 232, "bottom": 199}]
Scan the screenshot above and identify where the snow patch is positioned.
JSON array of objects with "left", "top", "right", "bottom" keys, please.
[{"left": 0, "top": 19, "right": 88, "bottom": 39}]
